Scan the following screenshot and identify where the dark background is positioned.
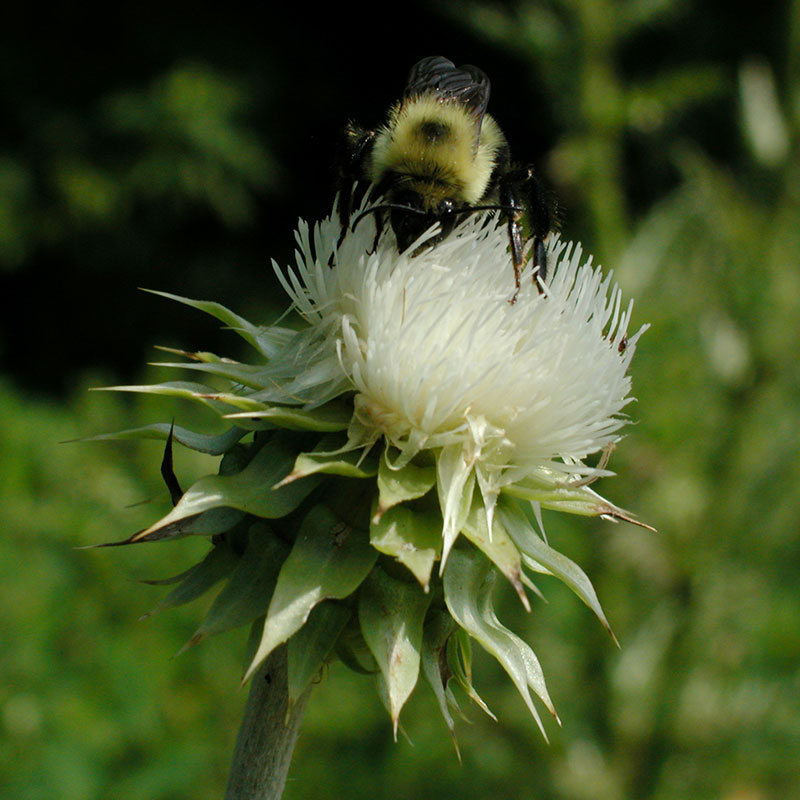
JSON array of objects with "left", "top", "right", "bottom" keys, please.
[
  {"left": 3, "top": 0, "right": 775, "bottom": 393},
  {"left": 3, "top": 2, "right": 799, "bottom": 798}
]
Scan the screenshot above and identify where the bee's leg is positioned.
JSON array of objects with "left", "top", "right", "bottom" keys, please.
[
  {"left": 506, "top": 214, "right": 524, "bottom": 305},
  {"left": 499, "top": 169, "right": 529, "bottom": 303},
  {"left": 336, "top": 121, "right": 377, "bottom": 225},
  {"left": 499, "top": 166, "right": 558, "bottom": 295},
  {"left": 522, "top": 167, "right": 558, "bottom": 287},
  {"left": 369, "top": 213, "right": 383, "bottom": 255},
  {"left": 533, "top": 237, "right": 548, "bottom": 285},
  {"left": 332, "top": 122, "right": 378, "bottom": 265}
]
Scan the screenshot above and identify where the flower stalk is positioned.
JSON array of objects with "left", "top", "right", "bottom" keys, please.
[{"left": 224, "top": 646, "right": 311, "bottom": 800}]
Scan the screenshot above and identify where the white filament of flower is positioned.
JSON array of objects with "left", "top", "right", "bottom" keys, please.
[{"left": 273, "top": 203, "right": 645, "bottom": 564}]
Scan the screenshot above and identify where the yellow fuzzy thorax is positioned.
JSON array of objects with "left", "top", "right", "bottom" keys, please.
[{"left": 369, "top": 95, "right": 506, "bottom": 205}]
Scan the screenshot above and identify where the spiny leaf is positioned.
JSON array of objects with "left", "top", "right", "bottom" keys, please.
[
  {"left": 93, "top": 380, "right": 244, "bottom": 415},
  {"left": 88, "top": 507, "right": 246, "bottom": 547},
  {"left": 149, "top": 359, "right": 270, "bottom": 389},
  {"left": 359, "top": 566, "right": 431, "bottom": 736},
  {"left": 140, "top": 538, "right": 240, "bottom": 619},
  {"left": 443, "top": 547, "right": 557, "bottom": 738},
  {"left": 460, "top": 500, "right": 529, "bottom": 611},
  {"left": 131, "top": 435, "right": 320, "bottom": 542},
  {"left": 369, "top": 504, "right": 440, "bottom": 590},
  {"left": 278, "top": 447, "right": 378, "bottom": 486},
  {"left": 375, "top": 452, "right": 436, "bottom": 519},
  {"left": 335, "top": 633, "right": 377, "bottom": 675},
  {"left": 499, "top": 500, "right": 618, "bottom": 644},
  {"left": 421, "top": 608, "right": 460, "bottom": 756},
  {"left": 225, "top": 400, "right": 351, "bottom": 432},
  {"left": 183, "top": 523, "right": 289, "bottom": 649},
  {"left": 446, "top": 628, "right": 494, "bottom": 720},
  {"left": 503, "top": 473, "right": 654, "bottom": 530},
  {"left": 77, "top": 422, "right": 246, "bottom": 455},
  {"left": 287, "top": 602, "right": 352, "bottom": 706},
  {"left": 243, "top": 505, "right": 378, "bottom": 682},
  {"left": 436, "top": 444, "right": 476, "bottom": 568},
  {"left": 160, "top": 421, "right": 182, "bottom": 505},
  {"left": 143, "top": 289, "right": 294, "bottom": 358}
]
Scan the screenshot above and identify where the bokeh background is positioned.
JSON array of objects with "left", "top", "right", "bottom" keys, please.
[{"left": 3, "top": 1, "right": 799, "bottom": 798}]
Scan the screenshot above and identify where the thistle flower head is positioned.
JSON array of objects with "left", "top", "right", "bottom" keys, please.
[
  {"left": 95, "top": 197, "right": 649, "bottom": 743},
  {"left": 275, "top": 209, "right": 643, "bottom": 561}
]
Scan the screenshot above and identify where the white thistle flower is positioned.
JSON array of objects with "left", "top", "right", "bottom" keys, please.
[
  {"left": 95, "top": 196, "right": 650, "bottom": 741},
  {"left": 273, "top": 202, "right": 646, "bottom": 564}
]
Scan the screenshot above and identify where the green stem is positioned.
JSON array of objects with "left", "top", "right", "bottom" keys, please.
[{"left": 224, "top": 645, "right": 312, "bottom": 800}]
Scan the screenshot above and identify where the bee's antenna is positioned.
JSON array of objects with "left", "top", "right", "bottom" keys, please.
[
  {"left": 456, "top": 204, "right": 524, "bottom": 216},
  {"left": 350, "top": 203, "right": 427, "bottom": 232},
  {"left": 350, "top": 202, "right": 524, "bottom": 233}
]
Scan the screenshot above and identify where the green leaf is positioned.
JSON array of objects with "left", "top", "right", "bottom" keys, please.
[
  {"left": 94, "top": 380, "right": 247, "bottom": 416},
  {"left": 359, "top": 566, "right": 431, "bottom": 734},
  {"left": 140, "top": 538, "right": 240, "bottom": 618},
  {"left": 502, "top": 471, "right": 652, "bottom": 529},
  {"left": 185, "top": 523, "right": 289, "bottom": 648},
  {"left": 188, "top": 391, "right": 268, "bottom": 413},
  {"left": 369, "top": 505, "right": 441, "bottom": 590},
  {"left": 436, "top": 444, "right": 476, "bottom": 565},
  {"left": 191, "top": 508, "right": 250, "bottom": 534},
  {"left": 287, "top": 601, "right": 351, "bottom": 706},
  {"left": 460, "top": 499, "right": 529, "bottom": 610},
  {"left": 243, "top": 505, "right": 378, "bottom": 682},
  {"left": 499, "top": 501, "right": 618, "bottom": 643},
  {"left": 132, "top": 435, "right": 321, "bottom": 542},
  {"left": 144, "top": 289, "right": 293, "bottom": 357},
  {"left": 226, "top": 400, "right": 352, "bottom": 432},
  {"left": 280, "top": 448, "right": 378, "bottom": 485},
  {"left": 80, "top": 422, "right": 246, "bottom": 455},
  {"left": 335, "top": 631, "right": 377, "bottom": 675},
  {"left": 443, "top": 547, "right": 557, "bottom": 736},
  {"left": 92, "top": 507, "right": 246, "bottom": 546},
  {"left": 150, "top": 359, "right": 270, "bottom": 389},
  {"left": 446, "top": 628, "right": 494, "bottom": 720},
  {"left": 421, "top": 608, "right": 460, "bottom": 753},
  {"left": 376, "top": 453, "right": 436, "bottom": 518}
]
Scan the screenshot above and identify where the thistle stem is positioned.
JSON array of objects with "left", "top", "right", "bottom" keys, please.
[{"left": 225, "top": 645, "right": 311, "bottom": 800}]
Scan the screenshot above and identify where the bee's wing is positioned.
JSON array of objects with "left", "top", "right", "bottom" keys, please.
[{"left": 404, "top": 56, "right": 491, "bottom": 123}]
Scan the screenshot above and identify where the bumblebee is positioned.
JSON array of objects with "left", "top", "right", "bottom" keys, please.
[{"left": 337, "top": 55, "right": 557, "bottom": 299}]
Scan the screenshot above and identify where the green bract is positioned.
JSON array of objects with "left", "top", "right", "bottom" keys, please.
[{"left": 93, "top": 208, "right": 649, "bottom": 743}]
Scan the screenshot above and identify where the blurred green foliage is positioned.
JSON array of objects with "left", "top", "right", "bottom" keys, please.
[{"left": 2, "top": 1, "right": 800, "bottom": 798}]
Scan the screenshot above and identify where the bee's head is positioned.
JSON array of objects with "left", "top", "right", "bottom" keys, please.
[
  {"left": 350, "top": 187, "right": 522, "bottom": 257},
  {"left": 388, "top": 189, "right": 460, "bottom": 254}
]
